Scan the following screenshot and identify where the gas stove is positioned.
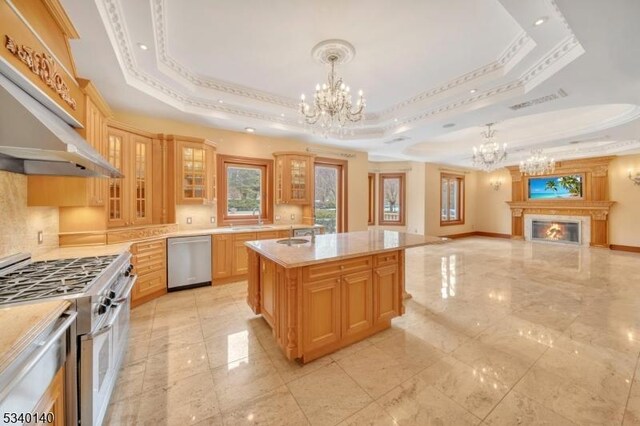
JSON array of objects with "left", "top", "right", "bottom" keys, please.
[{"left": 0, "top": 255, "right": 119, "bottom": 305}]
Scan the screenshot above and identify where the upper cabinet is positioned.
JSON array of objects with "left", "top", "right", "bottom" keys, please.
[
  {"left": 106, "top": 123, "right": 154, "bottom": 228},
  {"left": 274, "top": 152, "right": 315, "bottom": 205},
  {"left": 168, "top": 136, "right": 217, "bottom": 205}
]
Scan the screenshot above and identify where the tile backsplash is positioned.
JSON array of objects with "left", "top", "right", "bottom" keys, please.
[
  {"left": 175, "top": 203, "right": 303, "bottom": 230},
  {"left": 0, "top": 171, "right": 59, "bottom": 258}
]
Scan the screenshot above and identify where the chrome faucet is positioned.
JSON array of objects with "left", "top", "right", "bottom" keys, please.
[
  {"left": 253, "top": 207, "right": 263, "bottom": 226},
  {"left": 310, "top": 228, "right": 316, "bottom": 244}
]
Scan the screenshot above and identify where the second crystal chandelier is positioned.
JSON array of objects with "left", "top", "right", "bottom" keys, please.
[
  {"left": 472, "top": 123, "right": 507, "bottom": 172},
  {"left": 299, "top": 40, "right": 365, "bottom": 136}
]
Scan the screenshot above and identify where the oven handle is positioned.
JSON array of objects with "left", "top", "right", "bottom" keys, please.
[
  {"left": 113, "top": 274, "right": 137, "bottom": 304},
  {"left": 0, "top": 311, "right": 77, "bottom": 402}
]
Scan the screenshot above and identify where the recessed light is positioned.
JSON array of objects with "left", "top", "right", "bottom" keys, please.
[
  {"left": 469, "top": 89, "right": 477, "bottom": 94},
  {"left": 137, "top": 43, "right": 148, "bottom": 51},
  {"left": 280, "top": 113, "right": 285, "bottom": 117},
  {"left": 394, "top": 118, "right": 398, "bottom": 122},
  {"left": 534, "top": 16, "right": 547, "bottom": 26},
  {"left": 218, "top": 99, "right": 224, "bottom": 104},
  {"left": 443, "top": 123, "right": 456, "bottom": 128},
  {"left": 245, "top": 127, "right": 255, "bottom": 133}
]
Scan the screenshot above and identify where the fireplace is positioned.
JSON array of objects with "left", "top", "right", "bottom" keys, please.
[{"left": 531, "top": 220, "right": 581, "bottom": 244}]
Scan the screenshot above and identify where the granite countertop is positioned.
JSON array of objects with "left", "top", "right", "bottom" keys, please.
[
  {"left": 168, "top": 223, "right": 322, "bottom": 238},
  {"left": 246, "top": 230, "right": 448, "bottom": 268},
  {"left": 34, "top": 242, "right": 133, "bottom": 261},
  {"left": 0, "top": 300, "right": 70, "bottom": 373}
]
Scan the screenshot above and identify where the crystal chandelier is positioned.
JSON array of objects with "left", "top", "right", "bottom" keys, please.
[
  {"left": 299, "top": 40, "right": 365, "bottom": 136},
  {"left": 472, "top": 123, "right": 507, "bottom": 172},
  {"left": 519, "top": 149, "right": 556, "bottom": 175}
]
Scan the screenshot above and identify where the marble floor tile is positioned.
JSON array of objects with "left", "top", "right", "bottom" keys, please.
[
  {"left": 221, "top": 386, "right": 309, "bottom": 425},
  {"left": 211, "top": 355, "right": 284, "bottom": 412},
  {"left": 104, "top": 396, "right": 140, "bottom": 426},
  {"left": 142, "top": 342, "right": 210, "bottom": 391},
  {"left": 204, "top": 330, "right": 265, "bottom": 369},
  {"left": 110, "top": 359, "right": 146, "bottom": 404},
  {"left": 483, "top": 390, "right": 576, "bottom": 425},
  {"left": 418, "top": 355, "right": 511, "bottom": 419},
  {"left": 337, "top": 402, "right": 396, "bottom": 426},
  {"left": 287, "top": 362, "right": 372, "bottom": 425},
  {"left": 136, "top": 371, "right": 220, "bottom": 426},
  {"left": 147, "top": 322, "right": 205, "bottom": 356},
  {"left": 377, "top": 376, "right": 480, "bottom": 425},
  {"left": 624, "top": 379, "right": 640, "bottom": 425}
]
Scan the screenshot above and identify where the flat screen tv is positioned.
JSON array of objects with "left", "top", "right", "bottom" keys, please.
[{"left": 527, "top": 174, "right": 583, "bottom": 200}]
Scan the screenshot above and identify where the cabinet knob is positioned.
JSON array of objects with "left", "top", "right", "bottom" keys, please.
[{"left": 340, "top": 265, "right": 345, "bottom": 270}]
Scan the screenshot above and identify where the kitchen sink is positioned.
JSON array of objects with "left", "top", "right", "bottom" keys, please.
[
  {"left": 276, "top": 238, "right": 309, "bottom": 245},
  {"left": 231, "top": 225, "right": 275, "bottom": 231}
]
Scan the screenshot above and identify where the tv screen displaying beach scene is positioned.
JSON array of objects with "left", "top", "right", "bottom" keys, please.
[{"left": 528, "top": 174, "right": 583, "bottom": 200}]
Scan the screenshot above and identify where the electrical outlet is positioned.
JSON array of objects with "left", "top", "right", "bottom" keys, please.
[
  {"left": 186, "top": 217, "right": 192, "bottom": 225},
  {"left": 210, "top": 216, "right": 216, "bottom": 224},
  {"left": 37, "top": 230, "right": 43, "bottom": 245},
  {"left": 275, "top": 215, "right": 281, "bottom": 221},
  {"left": 290, "top": 214, "right": 295, "bottom": 221}
]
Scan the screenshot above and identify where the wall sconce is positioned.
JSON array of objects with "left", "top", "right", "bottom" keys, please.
[
  {"left": 489, "top": 179, "right": 502, "bottom": 191},
  {"left": 629, "top": 170, "right": 640, "bottom": 186}
]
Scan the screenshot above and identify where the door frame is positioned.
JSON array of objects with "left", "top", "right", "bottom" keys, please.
[{"left": 314, "top": 157, "right": 348, "bottom": 233}]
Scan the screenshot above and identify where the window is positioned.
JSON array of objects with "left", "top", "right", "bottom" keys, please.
[
  {"left": 314, "top": 158, "right": 348, "bottom": 233},
  {"left": 441, "top": 173, "right": 464, "bottom": 225},
  {"left": 368, "top": 173, "right": 375, "bottom": 225},
  {"left": 217, "top": 155, "right": 273, "bottom": 225},
  {"left": 378, "top": 173, "right": 406, "bottom": 226}
]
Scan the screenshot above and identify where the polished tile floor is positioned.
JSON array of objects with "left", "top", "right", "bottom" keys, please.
[{"left": 106, "top": 237, "right": 640, "bottom": 425}]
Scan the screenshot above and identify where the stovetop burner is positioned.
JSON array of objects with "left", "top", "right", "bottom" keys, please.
[{"left": 0, "top": 255, "right": 119, "bottom": 305}]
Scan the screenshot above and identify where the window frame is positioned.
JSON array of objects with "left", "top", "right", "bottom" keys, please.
[
  {"left": 217, "top": 154, "right": 274, "bottom": 226},
  {"left": 440, "top": 173, "right": 465, "bottom": 226},
  {"left": 313, "top": 157, "right": 348, "bottom": 233},
  {"left": 378, "top": 173, "right": 406, "bottom": 226},
  {"left": 368, "top": 173, "right": 375, "bottom": 226}
]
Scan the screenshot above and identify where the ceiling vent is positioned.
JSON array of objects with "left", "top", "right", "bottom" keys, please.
[
  {"left": 384, "top": 136, "right": 410, "bottom": 145},
  {"left": 509, "top": 89, "right": 568, "bottom": 111}
]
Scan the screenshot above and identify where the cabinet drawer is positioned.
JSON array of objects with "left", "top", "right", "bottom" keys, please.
[
  {"left": 374, "top": 251, "right": 399, "bottom": 267},
  {"left": 303, "top": 256, "right": 373, "bottom": 282},
  {"left": 136, "top": 270, "right": 166, "bottom": 294},
  {"left": 257, "top": 231, "right": 279, "bottom": 240},
  {"left": 132, "top": 240, "right": 166, "bottom": 255},
  {"left": 133, "top": 250, "right": 166, "bottom": 266},
  {"left": 133, "top": 259, "right": 165, "bottom": 276},
  {"left": 233, "top": 232, "right": 257, "bottom": 242}
]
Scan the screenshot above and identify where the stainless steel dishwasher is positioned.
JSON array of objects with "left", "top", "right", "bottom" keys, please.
[{"left": 167, "top": 235, "right": 212, "bottom": 291}]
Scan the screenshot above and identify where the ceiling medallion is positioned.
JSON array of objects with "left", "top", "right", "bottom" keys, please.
[
  {"left": 472, "top": 123, "right": 507, "bottom": 172},
  {"left": 299, "top": 39, "right": 365, "bottom": 137},
  {"left": 519, "top": 149, "right": 556, "bottom": 176}
]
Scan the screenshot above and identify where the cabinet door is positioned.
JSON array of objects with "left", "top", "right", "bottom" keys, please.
[
  {"left": 260, "top": 257, "right": 276, "bottom": 327},
  {"left": 341, "top": 271, "right": 373, "bottom": 337},
  {"left": 232, "top": 233, "right": 257, "bottom": 276},
  {"left": 303, "top": 277, "right": 341, "bottom": 352},
  {"left": 106, "top": 127, "right": 129, "bottom": 227},
  {"left": 85, "top": 99, "right": 106, "bottom": 206},
  {"left": 287, "top": 155, "right": 312, "bottom": 204},
  {"left": 212, "top": 235, "right": 233, "bottom": 279},
  {"left": 373, "top": 264, "right": 400, "bottom": 324},
  {"left": 275, "top": 155, "right": 285, "bottom": 204},
  {"left": 177, "top": 141, "right": 207, "bottom": 204},
  {"left": 130, "top": 135, "right": 153, "bottom": 226},
  {"left": 33, "top": 365, "right": 65, "bottom": 425}
]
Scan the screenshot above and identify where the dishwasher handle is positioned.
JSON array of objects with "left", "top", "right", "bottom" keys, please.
[{"left": 168, "top": 238, "right": 211, "bottom": 246}]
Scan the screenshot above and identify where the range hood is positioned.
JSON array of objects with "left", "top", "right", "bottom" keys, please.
[{"left": 0, "top": 72, "right": 122, "bottom": 178}]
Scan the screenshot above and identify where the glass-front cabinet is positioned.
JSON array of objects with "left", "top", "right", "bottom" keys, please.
[
  {"left": 172, "top": 136, "right": 217, "bottom": 204},
  {"left": 106, "top": 126, "right": 153, "bottom": 228},
  {"left": 274, "top": 152, "right": 315, "bottom": 205}
]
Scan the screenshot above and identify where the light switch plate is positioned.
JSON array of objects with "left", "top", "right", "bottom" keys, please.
[
  {"left": 210, "top": 216, "right": 216, "bottom": 223},
  {"left": 290, "top": 214, "right": 295, "bottom": 221},
  {"left": 186, "top": 217, "right": 192, "bottom": 224},
  {"left": 37, "top": 231, "right": 43, "bottom": 245}
]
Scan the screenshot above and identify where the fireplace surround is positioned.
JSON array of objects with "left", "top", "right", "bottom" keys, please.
[{"left": 525, "top": 214, "right": 589, "bottom": 246}]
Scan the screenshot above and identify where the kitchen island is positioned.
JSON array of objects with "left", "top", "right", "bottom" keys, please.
[{"left": 245, "top": 230, "right": 446, "bottom": 363}]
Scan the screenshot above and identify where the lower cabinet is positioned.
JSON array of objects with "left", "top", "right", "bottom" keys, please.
[
  {"left": 302, "top": 277, "right": 341, "bottom": 352},
  {"left": 33, "top": 366, "right": 65, "bottom": 425},
  {"left": 212, "top": 234, "right": 233, "bottom": 280},
  {"left": 341, "top": 271, "right": 373, "bottom": 337},
  {"left": 260, "top": 257, "right": 277, "bottom": 327},
  {"left": 373, "top": 264, "right": 400, "bottom": 324},
  {"left": 131, "top": 239, "right": 167, "bottom": 307},
  {"left": 212, "top": 232, "right": 268, "bottom": 283},
  {"left": 232, "top": 233, "right": 256, "bottom": 276}
]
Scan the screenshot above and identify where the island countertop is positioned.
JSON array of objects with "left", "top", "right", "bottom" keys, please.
[{"left": 245, "top": 230, "right": 447, "bottom": 268}]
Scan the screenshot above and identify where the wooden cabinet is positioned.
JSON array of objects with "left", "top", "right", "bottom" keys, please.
[
  {"left": 373, "top": 264, "right": 400, "bottom": 324},
  {"left": 232, "top": 232, "right": 256, "bottom": 276},
  {"left": 212, "top": 234, "right": 233, "bottom": 280},
  {"left": 131, "top": 239, "right": 167, "bottom": 307},
  {"left": 27, "top": 82, "right": 109, "bottom": 207},
  {"left": 170, "top": 136, "right": 217, "bottom": 205},
  {"left": 260, "top": 257, "right": 277, "bottom": 327},
  {"left": 32, "top": 365, "right": 65, "bottom": 426},
  {"left": 106, "top": 125, "right": 154, "bottom": 228},
  {"left": 302, "top": 276, "right": 341, "bottom": 352},
  {"left": 341, "top": 271, "right": 373, "bottom": 337},
  {"left": 274, "top": 152, "right": 315, "bottom": 205}
]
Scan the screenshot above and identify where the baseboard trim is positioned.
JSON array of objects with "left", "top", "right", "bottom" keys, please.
[
  {"left": 444, "top": 231, "right": 512, "bottom": 240},
  {"left": 610, "top": 244, "right": 640, "bottom": 253}
]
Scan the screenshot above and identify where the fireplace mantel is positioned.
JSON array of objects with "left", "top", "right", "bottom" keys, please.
[{"left": 505, "top": 156, "right": 616, "bottom": 248}]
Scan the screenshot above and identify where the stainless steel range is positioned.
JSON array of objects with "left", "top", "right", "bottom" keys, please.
[{"left": 0, "top": 251, "right": 136, "bottom": 426}]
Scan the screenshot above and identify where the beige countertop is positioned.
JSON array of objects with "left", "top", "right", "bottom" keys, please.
[
  {"left": 246, "top": 230, "right": 448, "bottom": 268},
  {"left": 167, "top": 223, "right": 321, "bottom": 238},
  {"left": 0, "top": 300, "right": 70, "bottom": 373},
  {"left": 34, "top": 242, "right": 133, "bottom": 261}
]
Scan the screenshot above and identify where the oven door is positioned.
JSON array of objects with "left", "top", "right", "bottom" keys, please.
[{"left": 80, "top": 275, "right": 136, "bottom": 426}]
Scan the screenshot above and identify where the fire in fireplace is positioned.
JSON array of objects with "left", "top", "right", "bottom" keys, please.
[{"left": 531, "top": 220, "right": 580, "bottom": 244}]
